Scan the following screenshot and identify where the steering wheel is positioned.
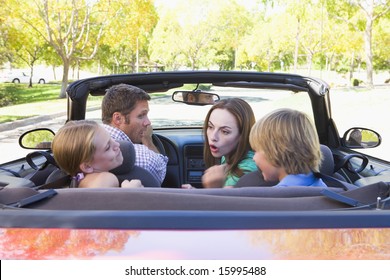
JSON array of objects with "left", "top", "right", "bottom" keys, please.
[{"left": 152, "top": 134, "right": 166, "bottom": 156}]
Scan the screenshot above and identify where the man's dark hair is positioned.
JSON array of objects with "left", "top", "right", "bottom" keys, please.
[{"left": 102, "top": 84, "right": 150, "bottom": 124}]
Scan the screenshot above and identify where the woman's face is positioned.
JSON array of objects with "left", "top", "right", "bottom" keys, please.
[
  {"left": 89, "top": 126, "right": 123, "bottom": 172},
  {"left": 207, "top": 108, "right": 240, "bottom": 158}
]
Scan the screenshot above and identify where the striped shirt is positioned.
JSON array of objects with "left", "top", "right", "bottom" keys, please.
[{"left": 103, "top": 124, "right": 168, "bottom": 184}]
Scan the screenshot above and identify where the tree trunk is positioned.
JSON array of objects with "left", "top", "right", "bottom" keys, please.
[
  {"left": 293, "top": 18, "right": 300, "bottom": 73},
  {"left": 307, "top": 52, "right": 312, "bottom": 76},
  {"left": 28, "top": 67, "right": 33, "bottom": 88},
  {"left": 364, "top": 21, "right": 374, "bottom": 88},
  {"left": 52, "top": 66, "right": 57, "bottom": 81},
  {"left": 349, "top": 51, "right": 355, "bottom": 81},
  {"left": 364, "top": 1, "right": 374, "bottom": 88},
  {"left": 59, "top": 61, "right": 70, "bottom": 99}
]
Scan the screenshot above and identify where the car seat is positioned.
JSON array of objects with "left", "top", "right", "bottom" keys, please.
[
  {"left": 44, "top": 140, "right": 161, "bottom": 188},
  {"left": 110, "top": 140, "right": 161, "bottom": 188},
  {"left": 318, "top": 144, "right": 346, "bottom": 181}
]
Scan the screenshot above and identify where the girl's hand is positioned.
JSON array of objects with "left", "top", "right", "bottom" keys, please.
[{"left": 122, "top": 179, "right": 144, "bottom": 188}]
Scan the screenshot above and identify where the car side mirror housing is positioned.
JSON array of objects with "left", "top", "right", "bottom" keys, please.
[
  {"left": 19, "top": 128, "right": 55, "bottom": 150},
  {"left": 342, "top": 127, "right": 381, "bottom": 149}
]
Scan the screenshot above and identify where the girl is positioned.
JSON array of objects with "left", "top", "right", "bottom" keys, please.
[{"left": 52, "top": 120, "right": 142, "bottom": 188}]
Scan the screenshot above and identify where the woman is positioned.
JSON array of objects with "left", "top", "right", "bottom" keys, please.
[
  {"left": 202, "top": 98, "right": 257, "bottom": 188},
  {"left": 52, "top": 120, "right": 142, "bottom": 188}
]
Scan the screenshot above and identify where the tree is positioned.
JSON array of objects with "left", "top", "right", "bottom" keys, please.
[
  {"left": 98, "top": 0, "right": 158, "bottom": 73},
  {"left": 0, "top": 0, "right": 10, "bottom": 66},
  {"left": 7, "top": 23, "right": 46, "bottom": 87},
  {"left": 149, "top": 10, "right": 184, "bottom": 70},
  {"left": 372, "top": 11, "right": 390, "bottom": 74},
  {"left": 150, "top": 0, "right": 220, "bottom": 70},
  {"left": 327, "top": 0, "right": 390, "bottom": 88},
  {"left": 208, "top": 0, "right": 254, "bottom": 70},
  {"left": 7, "top": 0, "right": 113, "bottom": 98}
]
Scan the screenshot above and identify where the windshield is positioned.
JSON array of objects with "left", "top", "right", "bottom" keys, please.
[{"left": 86, "top": 86, "right": 314, "bottom": 129}]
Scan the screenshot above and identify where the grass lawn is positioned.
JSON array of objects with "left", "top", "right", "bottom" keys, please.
[
  {"left": 0, "top": 83, "right": 61, "bottom": 105},
  {"left": 0, "top": 83, "right": 62, "bottom": 123},
  {"left": 0, "top": 83, "right": 104, "bottom": 124}
]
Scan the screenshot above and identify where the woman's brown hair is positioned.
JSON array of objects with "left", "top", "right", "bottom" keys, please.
[{"left": 203, "top": 98, "right": 255, "bottom": 179}]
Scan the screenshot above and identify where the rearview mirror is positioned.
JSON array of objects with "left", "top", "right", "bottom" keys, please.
[
  {"left": 19, "top": 128, "right": 55, "bottom": 149},
  {"left": 342, "top": 127, "right": 381, "bottom": 149},
  {"left": 172, "top": 91, "right": 220, "bottom": 105}
]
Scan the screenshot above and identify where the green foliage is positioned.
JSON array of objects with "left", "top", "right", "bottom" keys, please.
[
  {"left": 362, "top": 130, "right": 379, "bottom": 142},
  {"left": 352, "top": 78, "right": 360, "bottom": 86},
  {"left": 0, "top": 85, "right": 18, "bottom": 106},
  {"left": 0, "top": 115, "right": 26, "bottom": 123},
  {"left": 0, "top": 0, "right": 389, "bottom": 82},
  {"left": 181, "top": 84, "right": 212, "bottom": 91}
]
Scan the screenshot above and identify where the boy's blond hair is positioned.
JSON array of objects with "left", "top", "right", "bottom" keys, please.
[{"left": 249, "top": 108, "right": 322, "bottom": 174}]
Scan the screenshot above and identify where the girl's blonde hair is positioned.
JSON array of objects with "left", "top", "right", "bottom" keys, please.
[
  {"left": 249, "top": 108, "right": 322, "bottom": 174},
  {"left": 52, "top": 120, "right": 100, "bottom": 176},
  {"left": 203, "top": 98, "right": 255, "bottom": 178}
]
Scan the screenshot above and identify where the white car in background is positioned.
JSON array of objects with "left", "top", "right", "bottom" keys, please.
[{"left": 0, "top": 70, "right": 46, "bottom": 84}]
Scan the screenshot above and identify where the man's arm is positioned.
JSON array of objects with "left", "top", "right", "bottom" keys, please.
[{"left": 133, "top": 144, "right": 168, "bottom": 185}]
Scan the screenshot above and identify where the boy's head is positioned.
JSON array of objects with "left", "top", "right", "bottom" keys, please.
[{"left": 249, "top": 108, "right": 322, "bottom": 175}]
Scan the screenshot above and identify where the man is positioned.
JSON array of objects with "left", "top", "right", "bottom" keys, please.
[
  {"left": 102, "top": 84, "right": 168, "bottom": 184},
  {"left": 182, "top": 92, "right": 215, "bottom": 104}
]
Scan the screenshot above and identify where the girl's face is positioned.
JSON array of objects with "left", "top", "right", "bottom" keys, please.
[
  {"left": 207, "top": 108, "right": 240, "bottom": 158},
  {"left": 253, "top": 149, "right": 281, "bottom": 182},
  {"left": 88, "top": 126, "right": 123, "bottom": 172}
]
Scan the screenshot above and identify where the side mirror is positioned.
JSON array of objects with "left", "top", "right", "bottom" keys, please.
[
  {"left": 19, "top": 128, "right": 55, "bottom": 149},
  {"left": 342, "top": 127, "right": 381, "bottom": 149},
  {"left": 172, "top": 91, "right": 220, "bottom": 106}
]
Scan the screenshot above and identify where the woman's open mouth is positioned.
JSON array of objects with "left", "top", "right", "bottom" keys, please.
[{"left": 209, "top": 144, "right": 219, "bottom": 153}]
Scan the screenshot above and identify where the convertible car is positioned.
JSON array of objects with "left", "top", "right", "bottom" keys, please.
[{"left": 1, "top": 71, "right": 390, "bottom": 260}]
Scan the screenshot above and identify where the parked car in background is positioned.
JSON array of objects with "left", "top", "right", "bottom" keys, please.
[
  {"left": 0, "top": 70, "right": 46, "bottom": 84},
  {"left": 0, "top": 71, "right": 389, "bottom": 260}
]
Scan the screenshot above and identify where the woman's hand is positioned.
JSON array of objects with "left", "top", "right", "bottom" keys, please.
[{"left": 202, "top": 164, "right": 227, "bottom": 188}]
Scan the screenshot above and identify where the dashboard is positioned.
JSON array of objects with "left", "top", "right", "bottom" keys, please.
[{"left": 157, "top": 128, "right": 206, "bottom": 188}]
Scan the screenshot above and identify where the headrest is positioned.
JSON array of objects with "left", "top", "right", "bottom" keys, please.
[
  {"left": 319, "top": 144, "right": 334, "bottom": 176},
  {"left": 110, "top": 141, "right": 136, "bottom": 175}
]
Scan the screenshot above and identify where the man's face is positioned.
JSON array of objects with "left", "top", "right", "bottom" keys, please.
[
  {"left": 118, "top": 100, "right": 151, "bottom": 143},
  {"left": 198, "top": 93, "right": 214, "bottom": 104}
]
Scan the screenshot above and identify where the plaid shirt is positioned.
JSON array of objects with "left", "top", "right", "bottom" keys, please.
[{"left": 103, "top": 124, "right": 168, "bottom": 184}]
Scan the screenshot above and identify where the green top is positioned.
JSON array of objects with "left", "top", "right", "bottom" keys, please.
[{"left": 221, "top": 150, "right": 258, "bottom": 187}]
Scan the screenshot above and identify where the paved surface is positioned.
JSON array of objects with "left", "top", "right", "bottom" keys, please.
[{"left": 0, "top": 104, "right": 99, "bottom": 163}]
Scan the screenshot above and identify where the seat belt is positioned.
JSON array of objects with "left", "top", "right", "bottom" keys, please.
[
  {"left": 5, "top": 189, "right": 58, "bottom": 208},
  {"left": 320, "top": 189, "right": 365, "bottom": 207},
  {"left": 314, "top": 172, "right": 355, "bottom": 191},
  {"left": 35, "top": 174, "right": 71, "bottom": 190}
]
